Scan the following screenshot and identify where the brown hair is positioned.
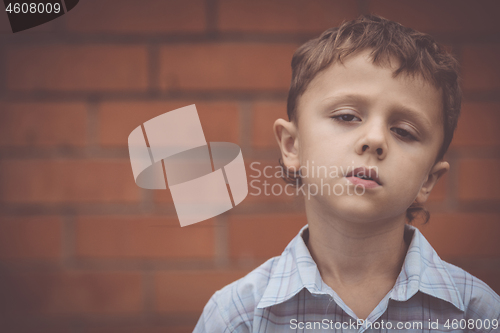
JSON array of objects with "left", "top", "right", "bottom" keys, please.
[{"left": 281, "top": 14, "right": 462, "bottom": 223}]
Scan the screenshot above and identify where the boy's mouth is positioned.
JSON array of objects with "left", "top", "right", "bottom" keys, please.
[{"left": 345, "top": 167, "right": 381, "bottom": 185}]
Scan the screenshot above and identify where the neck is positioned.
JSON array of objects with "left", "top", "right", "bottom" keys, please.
[{"left": 305, "top": 200, "right": 410, "bottom": 287}]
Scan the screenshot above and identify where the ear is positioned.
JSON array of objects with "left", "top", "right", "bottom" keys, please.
[
  {"left": 415, "top": 160, "right": 449, "bottom": 204},
  {"left": 273, "top": 118, "right": 300, "bottom": 171}
]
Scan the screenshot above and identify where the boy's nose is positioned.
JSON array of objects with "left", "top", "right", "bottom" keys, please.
[
  {"left": 355, "top": 124, "right": 388, "bottom": 159},
  {"left": 361, "top": 144, "right": 385, "bottom": 158}
]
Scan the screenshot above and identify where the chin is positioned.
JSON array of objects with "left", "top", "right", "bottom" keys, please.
[
  {"left": 328, "top": 197, "right": 397, "bottom": 224},
  {"left": 339, "top": 209, "right": 384, "bottom": 224}
]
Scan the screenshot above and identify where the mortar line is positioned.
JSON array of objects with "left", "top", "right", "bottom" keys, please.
[
  {"left": 148, "top": 43, "right": 160, "bottom": 95},
  {"left": 61, "top": 213, "right": 76, "bottom": 269},
  {"left": 239, "top": 101, "right": 253, "bottom": 155},
  {"left": 214, "top": 214, "right": 229, "bottom": 268},
  {"left": 86, "top": 100, "right": 100, "bottom": 157}
]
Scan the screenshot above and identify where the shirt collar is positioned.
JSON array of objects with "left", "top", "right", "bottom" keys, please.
[
  {"left": 257, "top": 224, "right": 465, "bottom": 311},
  {"left": 391, "top": 224, "right": 465, "bottom": 311}
]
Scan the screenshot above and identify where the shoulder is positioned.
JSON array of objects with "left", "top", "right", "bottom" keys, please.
[
  {"left": 194, "top": 256, "right": 280, "bottom": 332},
  {"left": 442, "top": 261, "right": 500, "bottom": 320}
]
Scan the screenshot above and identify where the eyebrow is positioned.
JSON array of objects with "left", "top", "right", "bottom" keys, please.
[{"left": 320, "top": 93, "right": 369, "bottom": 107}]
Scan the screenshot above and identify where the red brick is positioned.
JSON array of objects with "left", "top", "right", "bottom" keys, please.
[
  {"left": 252, "top": 101, "right": 287, "bottom": 149},
  {"left": 418, "top": 213, "right": 500, "bottom": 258},
  {"left": 159, "top": 43, "right": 297, "bottom": 91},
  {"left": 7, "top": 45, "right": 148, "bottom": 91},
  {"left": 154, "top": 270, "right": 250, "bottom": 313},
  {"left": 0, "top": 271, "right": 143, "bottom": 315},
  {"left": 65, "top": 0, "right": 206, "bottom": 33},
  {"left": 458, "top": 159, "right": 500, "bottom": 201},
  {"left": 76, "top": 216, "right": 215, "bottom": 259},
  {"left": 368, "top": 0, "right": 500, "bottom": 34},
  {"left": 0, "top": 320, "right": 71, "bottom": 333},
  {"left": 0, "top": 159, "right": 141, "bottom": 203},
  {"left": 0, "top": 102, "right": 87, "bottom": 147},
  {"left": 452, "top": 103, "right": 500, "bottom": 147},
  {"left": 228, "top": 214, "right": 307, "bottom": 259},
  {"left": 0, "top": 216, "right": 62, "bottom": 259},
  {"left": 218, "top": 0, "right": 358, "bottom": 33},
  {"left": 99, "top": 101, "right": 239, "bottom": 147},
  {"left": 88, "top": 327, "right": 194, "bottom": 333},
  {"left": 462, "top": 46, "right": 500, "bottom": 91},
  {"left": 2, "top": 325, "right": 70, "bottom": 333}
]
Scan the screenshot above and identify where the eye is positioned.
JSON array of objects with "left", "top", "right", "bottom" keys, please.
[
  {"left": 392, "top": 127, "right": 416, "bottom": 140},
  {"left": 332, "top": 114, "right": 361, "bottom": 122}
]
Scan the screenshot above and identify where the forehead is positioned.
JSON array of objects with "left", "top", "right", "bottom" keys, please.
[{"left": 297, "top": 49, "right": 443, "bottom": 128}]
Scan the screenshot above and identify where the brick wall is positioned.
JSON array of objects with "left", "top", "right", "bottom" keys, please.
[{"left": 0, "top": 0, "right": 499, "bottom": 331}]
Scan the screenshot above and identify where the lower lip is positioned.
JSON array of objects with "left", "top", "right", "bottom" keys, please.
[{"left": 346, "top": 177, "right": 381, "bottom": 188}]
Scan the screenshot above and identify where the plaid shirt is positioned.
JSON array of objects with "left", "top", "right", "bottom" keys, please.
[{"left": 194, "top": 225, "right": 500, "bottom": 332}]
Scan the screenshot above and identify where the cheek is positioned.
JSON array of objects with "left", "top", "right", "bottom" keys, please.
[
  {"left": 392, "top": 154, "right": 430, "bottom": 191},
  {"left": 299, "top": 135, "right": 346, "bottom": 167}
]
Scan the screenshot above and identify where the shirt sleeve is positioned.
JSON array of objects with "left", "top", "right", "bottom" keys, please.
[
  {"left": 194, "top": 293, "right": 251, "bottom": 333},
  {"left": 193, "top": 296, "right": 229, "bottom": 332},
  {"left": 464, "top": 277, "right": 500, "bottom": 333}
]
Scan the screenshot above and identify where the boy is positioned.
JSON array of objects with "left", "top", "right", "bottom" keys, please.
[{"left": 194, "top": 15, "right": 500, "bottom": 332}]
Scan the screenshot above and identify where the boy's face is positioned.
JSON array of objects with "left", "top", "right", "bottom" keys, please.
[{"left": 275, "top": 49, "right": 449, "bottom": 223}]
